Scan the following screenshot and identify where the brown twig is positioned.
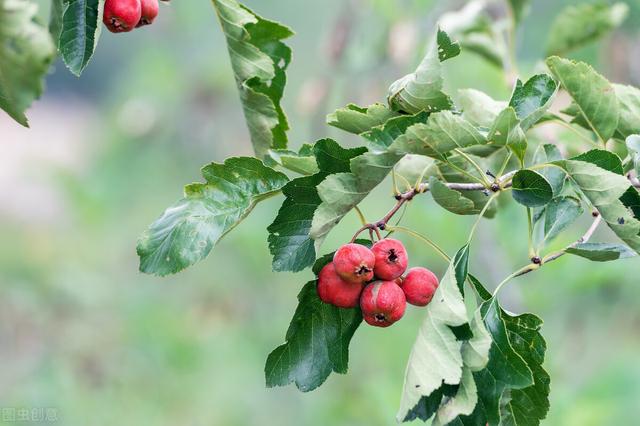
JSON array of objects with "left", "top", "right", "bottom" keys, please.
[
  {"left": 512, "top": 212, "right": 602, "bottom": 278},
  {"left": 350, "top": 171, "right": 517, "bottom": 242}
]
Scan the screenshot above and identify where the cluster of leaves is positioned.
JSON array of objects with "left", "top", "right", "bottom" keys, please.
[{"left": 5, "top": 0, "right": 640, "bottom": 424}]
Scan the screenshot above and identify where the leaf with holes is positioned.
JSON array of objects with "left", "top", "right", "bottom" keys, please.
[
  {"left": 387, "top": 28, "right": 459, "bottom": 114},
  {"left": 212, "top": 0, "right": 293, "bottom": 158}
]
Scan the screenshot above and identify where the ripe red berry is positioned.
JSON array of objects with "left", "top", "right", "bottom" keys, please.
[
  {"left": 400, "top": 267, "right": 439, "bottom": 306},
  {"left": 360, "top": 281, "right": 406, "bottom": 327},
  {"left": 317, "top": 263, "right": 364, "bottom": 308},
  {"left": 333, "top": 243, "right": 375, "bottom": 283},
  {"left": 104, "top": 0, "right": 142, "bottom": 33},
  {"left": 371, "top": 239, "right": 408, "bottom": 280},
  {"left": 136, "top": 0, "right": 159, "bottom": 27}
]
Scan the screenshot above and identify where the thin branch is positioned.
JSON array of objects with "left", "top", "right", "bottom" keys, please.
[
  {"left": 542, "top": 214, "right": 602, "bottom": 264},
  {"left": 349, "top": 169, "right": 635, "bottom": 243},
  {"left": 492, "top": 213, "right": 602, "bottom": 296}
]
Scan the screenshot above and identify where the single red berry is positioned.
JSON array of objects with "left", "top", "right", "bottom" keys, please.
[
  {"left": 333, "top": 243, "right": 375, "bottom": 283},
  {"left": 317, "top": 263, "right": 364, "bottom": 308},
  {"left": 400, "top": 267, "right": 439, "bottom": 306},
  {"left": 136, "top": 0, "right": 159, "bottom": 27},
  {"left": 371, "top": 239, "right": 408, "bottom": 280},
  {"left": 103, "top": 0, "right": 142, "bottom": 33},
  {"left": 360, "top": 280, "right": 406, "bottom": 327}
]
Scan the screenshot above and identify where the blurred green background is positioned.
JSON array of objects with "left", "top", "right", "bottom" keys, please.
[{"left": 2, "top": 0, "right": 640, "bottom": 424}]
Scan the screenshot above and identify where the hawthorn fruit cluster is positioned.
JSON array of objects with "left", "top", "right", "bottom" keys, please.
[
  {"left": 318, "top": 239, "right": 439, "bottom": 327},
  {"left": 103, "top": 0, "right": 161, "bottom": 33}
]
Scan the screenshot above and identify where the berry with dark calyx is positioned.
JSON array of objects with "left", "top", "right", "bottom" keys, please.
[
  {"left": 360, "top": 281, "right": 406, "bottom": 327},
  {"left": 317, "top": 263, "right": 364, "bottom": 308},
  {"left": 136, "top": 0, "right": 159, "bottom": 27},
  {"left": 371, "top": 239, "right": 408, "bottom": 280},
  {"left": 399, "top": 267, "right": 439, "bottom": 306},
  {"left": 333, "top": 243, "right": 375, "bottom": 283},
  {"left": 103, "top": 0, "right": 142, "bottom": 33}
]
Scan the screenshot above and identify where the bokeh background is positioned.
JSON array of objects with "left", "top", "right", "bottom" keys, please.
[{"left": 2, "top": 0, "right": 640, "bottom": 424}]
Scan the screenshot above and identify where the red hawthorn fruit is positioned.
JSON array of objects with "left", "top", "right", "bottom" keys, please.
[
  {"left": 360, "top": 280, "right": 406, "bottom": 327},
  {"left": 317, "top": 263, "right": 364, "bottom": 308},
  {"left": 400, "top": 267, "right": 439, "bottom": 306},
  {"left": 103, "top": 0, "right": 142, "bottom": 33},
  {"left": 371, "top": 239, "right": 408, "bottom": 280},
  {"left": 136, "top": 0, "right": 160, "bottom": 27},
  {"left": 333, "top": 243, "right": 375, "bottom": 283}
]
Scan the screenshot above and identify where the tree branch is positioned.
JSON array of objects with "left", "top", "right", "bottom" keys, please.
[{"left": 513, "top": 213, "right": 602, "bottom": 278}]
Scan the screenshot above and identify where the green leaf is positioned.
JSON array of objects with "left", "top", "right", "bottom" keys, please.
[
  {"left": 532, "top": 144, "right": 565, "bottom": 195},
  {"left": 58, "top": 0, "right": 103, "bottom": 76},
  {"left": 462, "top": 276, "right": 548, "bottom": 426},
  {"left": 268, "top": 145, "right": 319, "bottom": 176},
  {"left": 137, "top": 157, "right": 289, "bottom": 276},
  {"left": 0, "top": 0, "right": 56, "bottom": 126},
  {"left": 397, "top": 246, "right": 490, "bottom": 422},
  {"left": 507, "top": 0, "right": 531, "bottom": 25},
  {"left": 552, "top": 158, "right": 640, "bottom": 254},
  {"left": 572, "top": 149, "right": 623, "bottom": 175},
  {"left": 327, "top": 103, "right": 397, "bottom": 135},
  {"left": 387, "top": 28, "right": 459, "bottom": 114},
  {"left": 512, "top": 170, "right": 553, "bottom": 207},
  {"left": 614, "top": 84, "right": 640, "bottom": 139},
  {"left": 268, "top": 140, "right": 366, "bottom": 272},
  {"left": 546, "top": 2, "right": 628, "bottom": 57},
  {"left": 361, "top": 112, "right": 428, "bottom": 152},
  {"left": 49, "top": 0, "right": 64, "bottom": 42},
  {"left": 489, "top": 107, "right": 527, "bottom": 163},
  {"left": 310, "top": 150, "right": 404, "bottom": 247},
  {"left": 508, "top": 74, "right": 557, "bottom": 130},
  {"left": 626, "top": 135, "right": 640, "bottom": 176},
  {"left": 546, "top": 57, "right": 619, "bottom": 143},
  {"left": 458, "top": 89, "right": 505, "bottom": 128},
  {"left": 566, "top": 242, "right": 637, "bottom": 262},
  {"left": 499, "top": 312, "right": 551, "bottom": 426},
  {"left": 391, "top": 111, "right": 487, "bottom": 160},
  {"left": 212, "top": 0, "right": 293, "bottom": 158},
  {"left": 437, "top": 27, "right": 461, "bottom": 61},
  {"left": 460, "top": 299, "right": 535, "bottom": 426},
  {"left": 265, "top": 254, "right": 362, "bottom": 392},
  {"left": 429, "top": 177, "right": 480, "bottom": 216},
  {"left": 539, "top": 196, "right": 584, "bottom": 246},
  {"left": 431, "top": 367, "right": 479, "bottom": 426}
]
